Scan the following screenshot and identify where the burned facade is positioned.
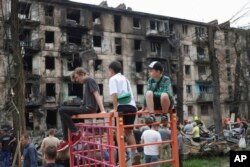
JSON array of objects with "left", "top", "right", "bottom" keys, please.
[{"left": 0, "top": 0, "right": 249, "bottom": 130}]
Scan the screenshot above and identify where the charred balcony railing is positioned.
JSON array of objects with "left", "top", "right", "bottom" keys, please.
[
  {"left": 20, "top": 39, "right": 41, "bottom": 53},
  {"left": 60, "top": 19, "right": 89, "bottom": 32},
  {"left": 60, "top": 42, "right": 94, "bottom": 55},
  {"left": 192, "top": 34, "right": 208, "bottom": 45},
  {"left": 194, "top": 54, "right": 210, "bottom": 64},
  {"left": 197, "top": 92, "right": 213, "bottom": 102},
  {"left": 146, "top": 28, "right": 170, "bottom": 39}
]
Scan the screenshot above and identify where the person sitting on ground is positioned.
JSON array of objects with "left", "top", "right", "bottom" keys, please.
[
  {"left": 142, "top": 61, "right": 173, "bottom": 115},
  {"left": 141, "top": 115, "right": 162, "bottom": 166},
  {"left": 108, "top": 61, "right": 141, "bottom": 165},
  {"left": 57, "top": 67, "right": 106, "bottom": 151},
  {"left": 43, "top": 145, "right": 63, "bottom": 167}
]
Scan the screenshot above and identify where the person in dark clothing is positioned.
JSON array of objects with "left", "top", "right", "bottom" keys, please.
[
  {"left": 177, "top": 126, "right": 184, "bottom": 167},
  {"left": 57, "top": 67, "right": 106, "bottom": 151},
  {"left": 20, "top": 133, "right": 38, "bottom": 167},
  {"left": 43, "top": 145, "right": 63, "bottom": 167},
  {"left": 0, "top": 128, "right": 16, "bottom": 167}
]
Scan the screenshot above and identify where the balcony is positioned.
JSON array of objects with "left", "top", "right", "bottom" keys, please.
[
  {"left": 25, "top": 95, "right": 44, "bottom": 107},
  {"left": 18, "top": 14, "right": 40, "bottom": 26},
  {"left": 60, "top": 19, "right": 88, "bottom": 32},
  {"left": 195, "top": 54, "right": 210, "bottom": 64},
  {"left": 197, "top": 93, "right": 213, "bottom": 103},
  {"left": 147, "top": 52, "right": 166, "bottom": 60},
  {"left": 193, "top": 34, "right": 208, "bottom": 45},
  {"left": 146, "top": 29, "right": 170, "bottom": 39},
  {"left": 60, "top": 42, "right": 94, "bottom": 56},
  {"left": 20, "top": 39, "right": 41, "bottom": 53},
  {"left": 25, "top": 73, "right": 41, "bottom": 82}
]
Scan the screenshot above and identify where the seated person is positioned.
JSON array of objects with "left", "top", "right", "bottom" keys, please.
[{"left": 142, "top": 61, "right": 173, "bottom": 114}]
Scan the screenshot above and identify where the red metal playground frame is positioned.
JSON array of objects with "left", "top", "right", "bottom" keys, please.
[{"left": 69, "top": 110, "right": 179, "bottom": 167}]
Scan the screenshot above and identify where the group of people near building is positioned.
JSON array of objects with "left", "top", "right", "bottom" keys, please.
[
  {"left": 56, "top": 60, "right": 175, "bottom": 166},
  {"left": 1, "top": 60, "right": 177, "bottom": 167}
]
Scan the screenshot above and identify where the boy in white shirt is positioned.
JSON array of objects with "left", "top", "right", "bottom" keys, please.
[
  {"left": 141, "top": 115, "right": 162, "bottom": 167},
  {"left": 108, "top": 61, "right": 140, "bottom": 165}
]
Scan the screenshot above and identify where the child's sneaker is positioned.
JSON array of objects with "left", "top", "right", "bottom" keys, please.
[
  {"left": 57, "top": 141, "right": 69, "bottom": 152},
  {"left": 71, "top": 131, "right": 82, "bottom": 146}
]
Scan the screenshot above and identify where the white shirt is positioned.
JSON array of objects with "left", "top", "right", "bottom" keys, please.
[
  {"left": 141, "top": 129, "right": 162, "bottom": 155},
  {"left": 109, "top": 73, "right": 136, "bottom": 106}
]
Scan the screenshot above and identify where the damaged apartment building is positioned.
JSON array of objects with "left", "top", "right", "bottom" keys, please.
[{"left": 0, "top": 0, "right": 249, "bottom": 131}]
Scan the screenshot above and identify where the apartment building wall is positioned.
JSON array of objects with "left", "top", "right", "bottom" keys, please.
[{"left": 0, "top": 0, "right": 248, "bottom": 131}]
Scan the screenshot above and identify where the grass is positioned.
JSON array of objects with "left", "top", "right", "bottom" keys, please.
[
  {"left": 182, "top": 156, "right": 229, "bottom": 167},
  {"left": 164, "top": 156, "right": 229, "bottom": 167}
]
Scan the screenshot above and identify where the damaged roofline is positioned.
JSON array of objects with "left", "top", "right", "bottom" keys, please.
[{"left": 37, "top": 0, "right": 213, "bottom": 27}]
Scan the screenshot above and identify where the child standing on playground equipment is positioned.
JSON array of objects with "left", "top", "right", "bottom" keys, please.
[{"left": 108, "top": 61, "right": 141, "bottom": 165}]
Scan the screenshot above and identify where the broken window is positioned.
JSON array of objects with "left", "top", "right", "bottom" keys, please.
[
  {"left": 185, "top": 65, "right": 191, "bottom": 75},
  {"left": 92, "top": 12, "right": 101, "bottom": 24},
  {"left": 224, "top": 32, "right": 228, "bottom": 45},
  {"left": 133, "top": 18, "right": 141, "bottom": 28},
  {"left": 183, "top": 45, "right": 189, "bottom": 54},
  {"left": 67, "top": 56, "right": 82, "bottom": 71},
  {"left": 45, "top": 5, "right": 54, "bottom": 16},
  {"left": 134, "top": 40, "right": 141, "bottom": 51},
  {"left": 198, "top": 66, "right": 206, "bottom": 75},
  {"left": 23, "top": 56, "right": 32, "bottom": 72},
  {"left": 94, "top": 60, "right": 102, "bottom": 71},
  {"left": 18, "top": 2, "right": 31, "bottom": 19},
  {"left": 182, "top": 24, "right": 188, "bottom": 35},
  {"left": 115, "top": 38, "right": 122, "bottom": 54},
  {"left": 68, "top": 83, "right": 83, "bottom": 98},
  {"left": 98, "top": 84, "right": 103, "bottom": 95},
  {"left": 46, "top": 110, "right": 57, "bottom": 129},
  {"left": 150, "top": 20, "right": 156, "bottom": 30},
  {"left": 93, "top": 36, "right": 102, "bottom": 47},
  {"left": 195, "top": 27, "right": 205, "bottom": 36},
  {"left": 25, "top": 110, "right": 33, "bottom": 130},
  {"left": 67, "top": 30, "right": 82, "bottom": 45},
  {"left": 114, "top": 15, "right": 121, "bottom": 32},
  {"left": 186, "top": 85, "right": 192, "bottom": 96},
  {"left": 225, "top": 49, "right": 230, "bottom": 63},
  {"left": 46, "top": 83, "right": 56, "bottom": 97},
  {"left": 45, "top": 31, "right": 54, "bottom": 43},
  {"left": 45, "top": 5, "right": 54, "bottom": 25},
  {"left": 25, "top": 83, "right": 32, "bottom": 100},
  {"left": 67, "top": 8, "right": 80, "bottom": 24},
  {"left": 45, "top": 56, "right": 55, "bottom": 70},
  {"left": 201, "top": 105, "right": 209, "bottom": 115},
  {"left": 137, "top": 84, "right": 144, "bottom": 95},
  {"left": 227, "top": 67, "right": 231, "bottom": 81},
  {"left": 151, "top": 42, "right": 161, "bottom": 53},
  {"left": 135, "top": 62, "right": 143, "bottom": 73},
  {"left": 20, "top": 29, "right": 31, "bottom": 42}
]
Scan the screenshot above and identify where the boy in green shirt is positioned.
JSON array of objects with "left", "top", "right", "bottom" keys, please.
[{"left": 143, "top": 61, "right": 173, "bottom": 114}]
